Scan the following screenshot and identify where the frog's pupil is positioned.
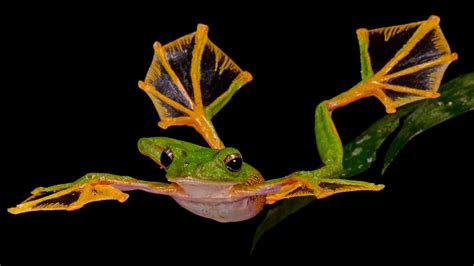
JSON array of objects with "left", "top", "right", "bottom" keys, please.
[
  {"left": 226, "top": 157, "right": 242, "bottom": 172},
  {"left": 160, "top": 148, "right": 173, "bottom": 168}
]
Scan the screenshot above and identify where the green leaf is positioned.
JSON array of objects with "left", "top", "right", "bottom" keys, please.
[
  {"left": 383, "top": 73, "right": 474, "bottom": 173},
  {"left": 251, "top": 197, "right": 314, "bottom": 253},
  {"left": 252, "top": 105, "right": 416, "bottom": 253},
  {"left": 340, "top": 105, "right": 416, "bottom": 179},
  {"left": 252, "top": 73, "right": 474, "bottom": 253}
]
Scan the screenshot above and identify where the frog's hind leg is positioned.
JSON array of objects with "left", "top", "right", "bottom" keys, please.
[
  {"left": 315, "top": 15, "right": 456, "bottom": 175},
  {"left": 250, "top": 16, "right": 457, "bottom": 205},
  {"left": 299, "top": 16, "right": 457, "bottom": 198},
  {"left": 138, "top": 24, "right": 253, "bottom": 149},
  {"left": 328, "top": 15, "right": 457, "bottom": 114},
  {"left": 238, "top": 100, "right": 383, "bottom": 205}
]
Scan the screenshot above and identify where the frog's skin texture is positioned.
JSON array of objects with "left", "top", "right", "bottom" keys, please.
[{"left": 9, "top": 16, "right": 457, "bottom": 222}]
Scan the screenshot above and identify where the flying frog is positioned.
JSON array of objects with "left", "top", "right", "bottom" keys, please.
[{"left": 9, "top": 16, "right": 457, "bottom": 222}]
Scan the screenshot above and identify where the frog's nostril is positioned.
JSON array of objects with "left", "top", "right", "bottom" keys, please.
[
  {"left": 184, "top": 162, "right": 190, "bottom": 167},
  {"left": 138, "top": 138, "right": 151, "bottom": 154}
]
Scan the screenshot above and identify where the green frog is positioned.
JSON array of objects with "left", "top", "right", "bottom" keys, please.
[{"left": 9, "top": 16, "right": 456, "bottom": 222}]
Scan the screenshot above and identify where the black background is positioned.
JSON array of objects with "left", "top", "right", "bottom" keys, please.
[{"left": 1, "top": 1, "right": 473, "bottom": 262}]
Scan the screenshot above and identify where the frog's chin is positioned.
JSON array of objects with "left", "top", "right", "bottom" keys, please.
[
  {"left": 167, "top": 177, "right": 241, "bottom": 199},
  {"left": 166, "top": 176, "right": 241, "bottom": 185}
]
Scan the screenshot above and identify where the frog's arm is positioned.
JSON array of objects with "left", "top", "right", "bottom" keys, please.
[
  {"left": 235, "top": 15, "right": 457, "bottom": 203},
  {"left": 138, "top": 24, "right": 252, "bottom": 149},
  {"left": 8, "top": 173, "right": 177, "bottom": 214}
]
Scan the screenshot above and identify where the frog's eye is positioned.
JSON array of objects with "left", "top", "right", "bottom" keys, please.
[
  {"left": 160, "top": 148, "right": 174, "bottom": 168},
  {"left": 224, "top": 153, "right": 242, "bottom": 172}
]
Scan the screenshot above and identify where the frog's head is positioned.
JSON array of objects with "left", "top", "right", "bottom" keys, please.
[
  {"left": 138, "top": 137, "right": 265, "bottom": 222},
  {"left": 138, "top": 137, "right": 262, "bottom": 184}
]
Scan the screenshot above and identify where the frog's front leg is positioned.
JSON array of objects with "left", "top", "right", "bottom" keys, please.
[
  {"left": 261, "top": 176, "right": 384, "bottom": 204},
  {"left": 234, "top": 174, "right": 383, "bottom": 205},
  {"left": 8, "top": 173, "right": 177, "bottom": 214}
]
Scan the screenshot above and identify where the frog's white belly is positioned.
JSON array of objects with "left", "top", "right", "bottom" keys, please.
[
  {"left": 170, "top": 178, "right": 263, "bottom": 222},
  {"left": 173, "top": 197, "right": 261, "bottom": 222}
]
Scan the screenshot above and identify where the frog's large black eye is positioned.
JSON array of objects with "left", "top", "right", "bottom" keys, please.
[
  {"left": 160, "top": 148, "right": 174, "bottom": 168},
  {"left": 224, "top": 153, "right": 242, "bottom": 172}
]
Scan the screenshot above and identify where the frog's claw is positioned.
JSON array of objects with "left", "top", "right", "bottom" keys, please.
[
  {"left": 328, "top": 15, "right": 457, "bottom": 114},
  {"left": 138, "top": 24, "right": 252, "bottom": 149},
  {"left": 8, "top": 173, "right": 176, "bottom": 214}
]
